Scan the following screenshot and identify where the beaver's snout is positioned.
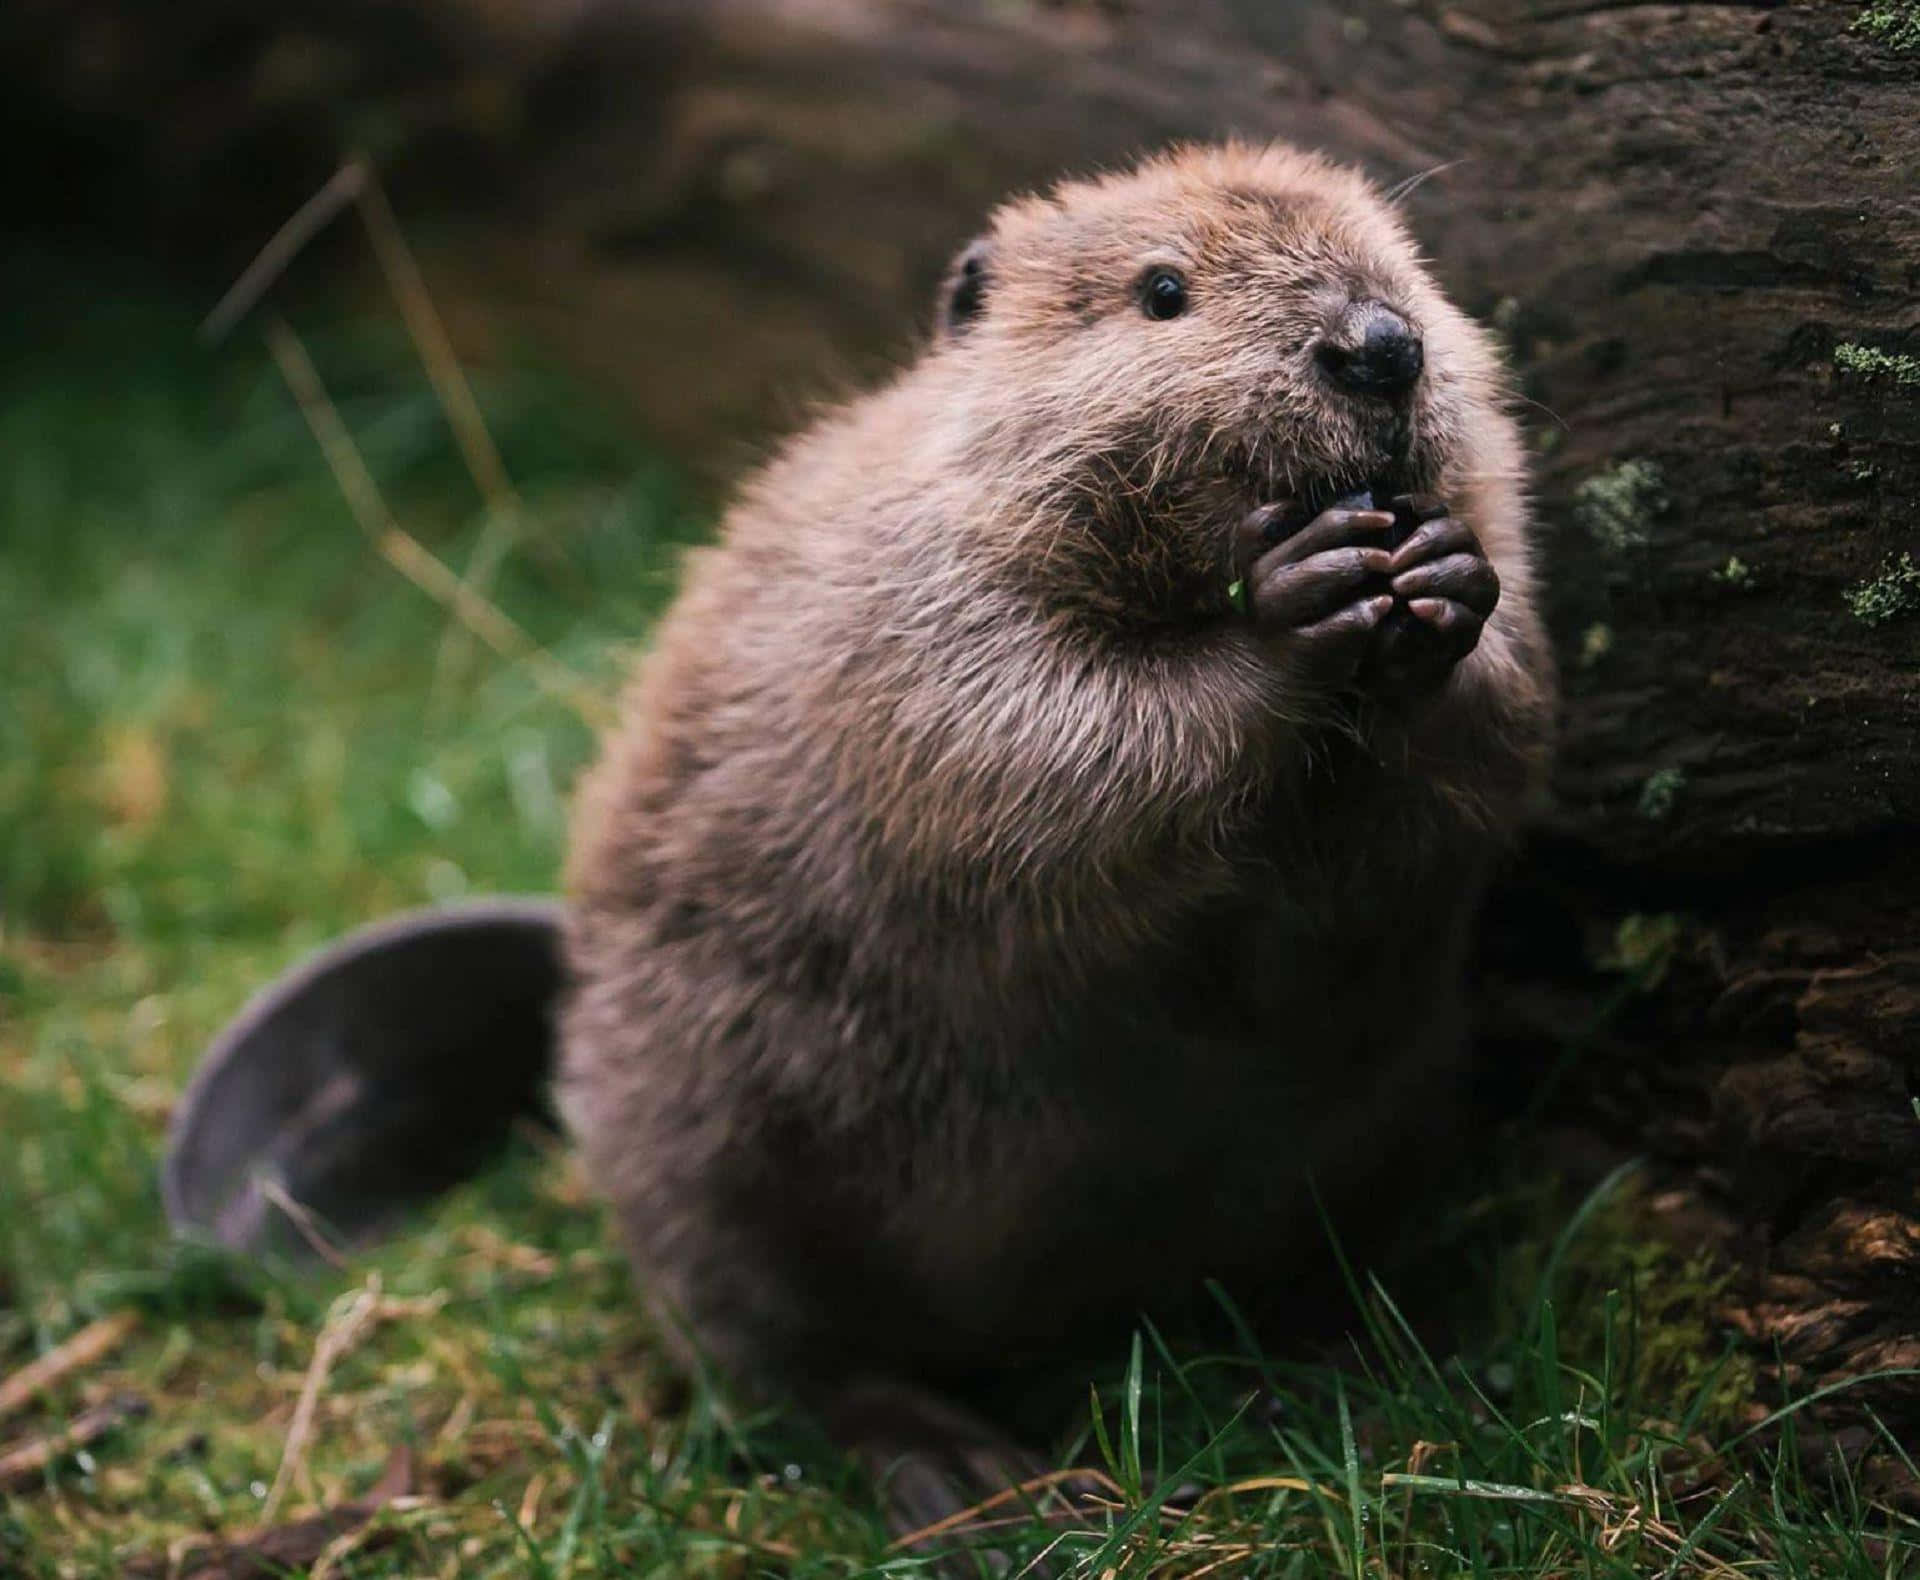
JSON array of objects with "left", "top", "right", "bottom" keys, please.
[{"left": 1314, "top": 301, "right": 1424, "bottom": 400}]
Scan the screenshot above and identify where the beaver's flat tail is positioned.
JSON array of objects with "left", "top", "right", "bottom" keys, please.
[{"left": 163, "top": 897, "right": 566, "bottom": 1263}]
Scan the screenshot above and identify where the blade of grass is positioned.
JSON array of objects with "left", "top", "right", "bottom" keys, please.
[
  {"left": 1336, "top": 1378, "right": 1366, "bottom": 1580},
  {"left": 1121, "top": 1330, "right": 1145, "bottom": 1500},
  {"left": 1721, "top": 1368, "right": 1920, "bottom": 1453}
]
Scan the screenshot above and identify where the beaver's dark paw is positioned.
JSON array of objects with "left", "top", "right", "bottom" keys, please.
[
  {"left": 1364, "top": 501, "right": 1500, "bottom": 697},
  {"left": 828, "top": 1379, "right": 1094, "bottom": 1578},
  {"left": 1232, "top": 500, "right": 1398, "bottom": 683}
]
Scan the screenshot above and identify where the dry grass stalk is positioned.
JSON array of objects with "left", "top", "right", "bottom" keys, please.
[
  {"left": 0, "top": 1309, "right": 141, "bottom": 1424},
  {"left": 434, "top": 1390, "right": 478, "bottom": 1450},
  {"left": 256, "top": 1177, "right": 352, "bottom": 1270},
  {"left": 457, "top": 1224, "right": 559, "bottom": 1280},
  {"left": 515, "top": 1472, "right": 547, "bottom": 1533},
  {"left": 131, "top": 1444, "right": 422, "bottom": 1580},
  {"left": 352, "top": 161, "right": 517, "bottom": 518},
  {"left": 0, "top": 1393, "right": 148, "bottom": 1492},
  {"left": 261, "top": 1275, "right": 448, "bottom": 1525},
  {"left": 261, "top": 1278, "right": 385, "bottom": 1524},
  {"left": 203, "top": 159, "right": 610, "bottom": 732},
  {"left": 199, "top": 164, "right": 367, "bottom": 345},
  {"left": 889, "top": 1466, "right": 1126, "bottom": 1552},
  {"left": 308, "top": 1497, "right": 431, "bottom": 1580},
  {"left": 350, "top": 161, "right": 567, "bottom": 712},
  {"left": 1191, "top": 1473, "right": 1328, "bottom": 1510},
  {"left": 263, "top": 316, "right": 612, "bottom": 729}
]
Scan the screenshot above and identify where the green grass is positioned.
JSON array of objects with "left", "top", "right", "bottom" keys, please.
[{"left": 2, "top": 262, "right": 1915, "bottom": 1578}]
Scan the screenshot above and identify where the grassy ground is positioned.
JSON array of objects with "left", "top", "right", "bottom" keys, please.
[{"left": 1, "top": 260, "right": 1914, "bottom": 1578}]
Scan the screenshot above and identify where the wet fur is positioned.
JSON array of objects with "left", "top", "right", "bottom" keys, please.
[{"left": 557, "top": 142, "right": 1556, "bottom": 1427}]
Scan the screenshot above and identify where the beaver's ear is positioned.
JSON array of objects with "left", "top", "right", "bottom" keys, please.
[{"left": 937, "top": 237, "right": 992, "bottom": 338}]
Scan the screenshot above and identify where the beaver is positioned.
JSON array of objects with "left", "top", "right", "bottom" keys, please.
[
  {"left": 556, "top": 139, "right": 1554, "bottom": 1507},
  {"left": 166, "top": 140, "right": 1555, "bottom": 1547}
]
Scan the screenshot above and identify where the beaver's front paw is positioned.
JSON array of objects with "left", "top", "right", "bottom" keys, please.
[
  {"left": 1364, "top": 498, "right": 1501, "bottom": 697},
  {"left": 1232, "top": 500, "right": 1398, "bottom": 684}
]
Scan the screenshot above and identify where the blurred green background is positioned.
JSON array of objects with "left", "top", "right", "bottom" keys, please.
[{"left": 0, "top": 249, "right": 704, "bottom": 1328}]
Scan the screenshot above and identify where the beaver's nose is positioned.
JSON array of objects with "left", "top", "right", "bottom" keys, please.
[{"left": 1315, "top": 302, "right": 1424, "bottom": 399}]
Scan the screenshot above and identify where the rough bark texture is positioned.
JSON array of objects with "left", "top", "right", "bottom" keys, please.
[{"left": 13, "top": 0, "right": 1920, "bottom": 1476}]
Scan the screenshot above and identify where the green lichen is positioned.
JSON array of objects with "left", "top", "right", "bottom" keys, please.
[
  {"left": 1844, "top": 551, "right": 1920, "bottom": 625},
  {"left": 1579, "top": 621, "right": 1613, "bottom": 667},
  {"left": 1598, "top": 911, "right": 1684, "bottom": 986},
  {"left": 1710, "top": 555, "right": 1754, "bottom": 588},
  {"left": 1854, "top": 0, "right": 1920, "bottom": 52},
  {"left": 1833, "top": 341, "right": 1920, "bottom": 388},
  {"left": 1637, "top": 766, "right": 1687, "bottom": 821},
  {"left": 1573, "top": 459, "right": 1667, "bottom": 553}
]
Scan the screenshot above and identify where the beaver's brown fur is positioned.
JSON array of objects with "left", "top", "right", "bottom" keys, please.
[{"left": 556, "top": 139, "right": 1555, "bottom": 1515}]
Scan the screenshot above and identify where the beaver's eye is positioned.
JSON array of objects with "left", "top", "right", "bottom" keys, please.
[{"left": 1141, "top": 268, "right": 1189, "bottom": 321}]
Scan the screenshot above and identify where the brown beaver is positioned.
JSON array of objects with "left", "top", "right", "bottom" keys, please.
[
  {"left": 557, "top": 140, "right": 1555, "bottom": 1517},
  {"left": 165, "top": 138, "right": 1554, "bottom": 1552}
]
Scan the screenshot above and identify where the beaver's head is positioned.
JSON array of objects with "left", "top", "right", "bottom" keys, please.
[{"left": 929, "top": 142, "right": 1511, "bottom": 579}]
